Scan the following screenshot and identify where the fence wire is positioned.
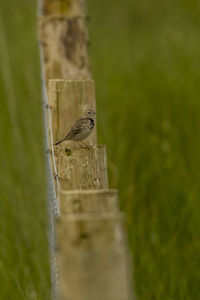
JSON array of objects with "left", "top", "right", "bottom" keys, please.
[{"left": 39, "top": 42, "right": 60, "bottom": 299}]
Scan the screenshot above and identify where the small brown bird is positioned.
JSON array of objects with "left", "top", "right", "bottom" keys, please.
[{"left": 54, "top": 109, "right": 96, "bottom": 146}]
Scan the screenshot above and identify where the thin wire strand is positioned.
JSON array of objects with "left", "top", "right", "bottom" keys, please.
[
  {"left": 44, "top": 83, "right": 60, "bottom": 216},
  {"left": 40, "top": 48, "right": 60, "bottom": 216},
  {"left": 37, "top": 1, "right": 60, "bottom": 215},
  {"left": 38, "top": 18, "right": 60, "bottom": 298},
  {"left": 37, "top": 2, "right": 60, "bottom": 298},
  {"left": 40, "top": 65, "right": 60, "bottom": 298}
]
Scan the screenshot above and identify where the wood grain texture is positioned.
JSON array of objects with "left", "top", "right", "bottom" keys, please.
[
  {"left": 55, "top": 145, "right": 108, "bottom": 190},
  {"left": 39, "top": 16, "right": 90, "bottom": 81},
  {"left": 60, "top": 189, "right": 119, "bottom": 214},
  {"left": 56, "top": 213, "right": 133, "bottom": 300},
  {"left": 49, "top": 79, "right": 96, "bottom": 145}
]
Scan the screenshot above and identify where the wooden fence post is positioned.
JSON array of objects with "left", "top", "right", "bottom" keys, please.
[
  {"left": 48, "top": 79, "right": 96, "bottom": 146},
  {"left": 56, "top": 214, "right": 132, "bottom": 300},
  {"left": 38, "top": 0, "right": 134, "bottom": 299},
  {"left": 38, "top": 0, "right": 91, "bottom": 82}
]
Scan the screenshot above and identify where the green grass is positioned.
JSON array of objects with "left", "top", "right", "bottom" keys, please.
[
  {"left": 1, "top": 0, "right": 200, "bottom": 299},
  {"left": 0, "top": 1, "right": 50, "bottom": 299}
]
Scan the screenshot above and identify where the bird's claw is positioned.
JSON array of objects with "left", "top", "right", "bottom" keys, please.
[{"left": 79, "top": 144, "right": 92, "bottom": 149}]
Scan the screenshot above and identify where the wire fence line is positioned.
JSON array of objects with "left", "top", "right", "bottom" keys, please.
[
  {"left": 42, "top": 77, "right": 60, "bottom": 216},
  {"left": 39, "top": 41, "right": 60, "bottom": 298}
]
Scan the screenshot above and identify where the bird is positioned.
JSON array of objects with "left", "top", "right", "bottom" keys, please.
[{"left": 54, "top": 109, "right": 96, "bottom": 147}]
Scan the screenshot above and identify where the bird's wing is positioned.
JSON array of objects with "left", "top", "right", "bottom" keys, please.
[{"left": 64, "top": 118, "right": 86, "bottom": 139}]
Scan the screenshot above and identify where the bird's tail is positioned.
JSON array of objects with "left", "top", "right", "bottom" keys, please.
[{"left": 54, "top": 138, "right": 65, "bottom": 145}]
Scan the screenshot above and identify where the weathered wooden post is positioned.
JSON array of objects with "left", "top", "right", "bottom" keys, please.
[
  {"left": 38, "top": 0, "right": 134, "bottom": 299},
  {"left": 39, "top": 0, "right": 91, "bottom": 81}
]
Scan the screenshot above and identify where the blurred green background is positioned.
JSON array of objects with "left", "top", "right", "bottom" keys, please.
[{"left": 1, "top": 0, "right": 200, "bottom": 299}]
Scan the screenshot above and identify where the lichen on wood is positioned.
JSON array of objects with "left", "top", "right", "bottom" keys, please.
[{"left": 40, "top": 0, "right": 87, "bottom": 17}]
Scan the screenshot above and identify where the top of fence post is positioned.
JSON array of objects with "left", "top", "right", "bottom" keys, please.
[{"left": 38, "top": 0, "right": 91, "bottom": 83}]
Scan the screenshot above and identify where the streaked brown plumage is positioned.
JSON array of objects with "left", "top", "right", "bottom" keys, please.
[{"left": 54, "top": 109, "right": 96, "bottom": 146}]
